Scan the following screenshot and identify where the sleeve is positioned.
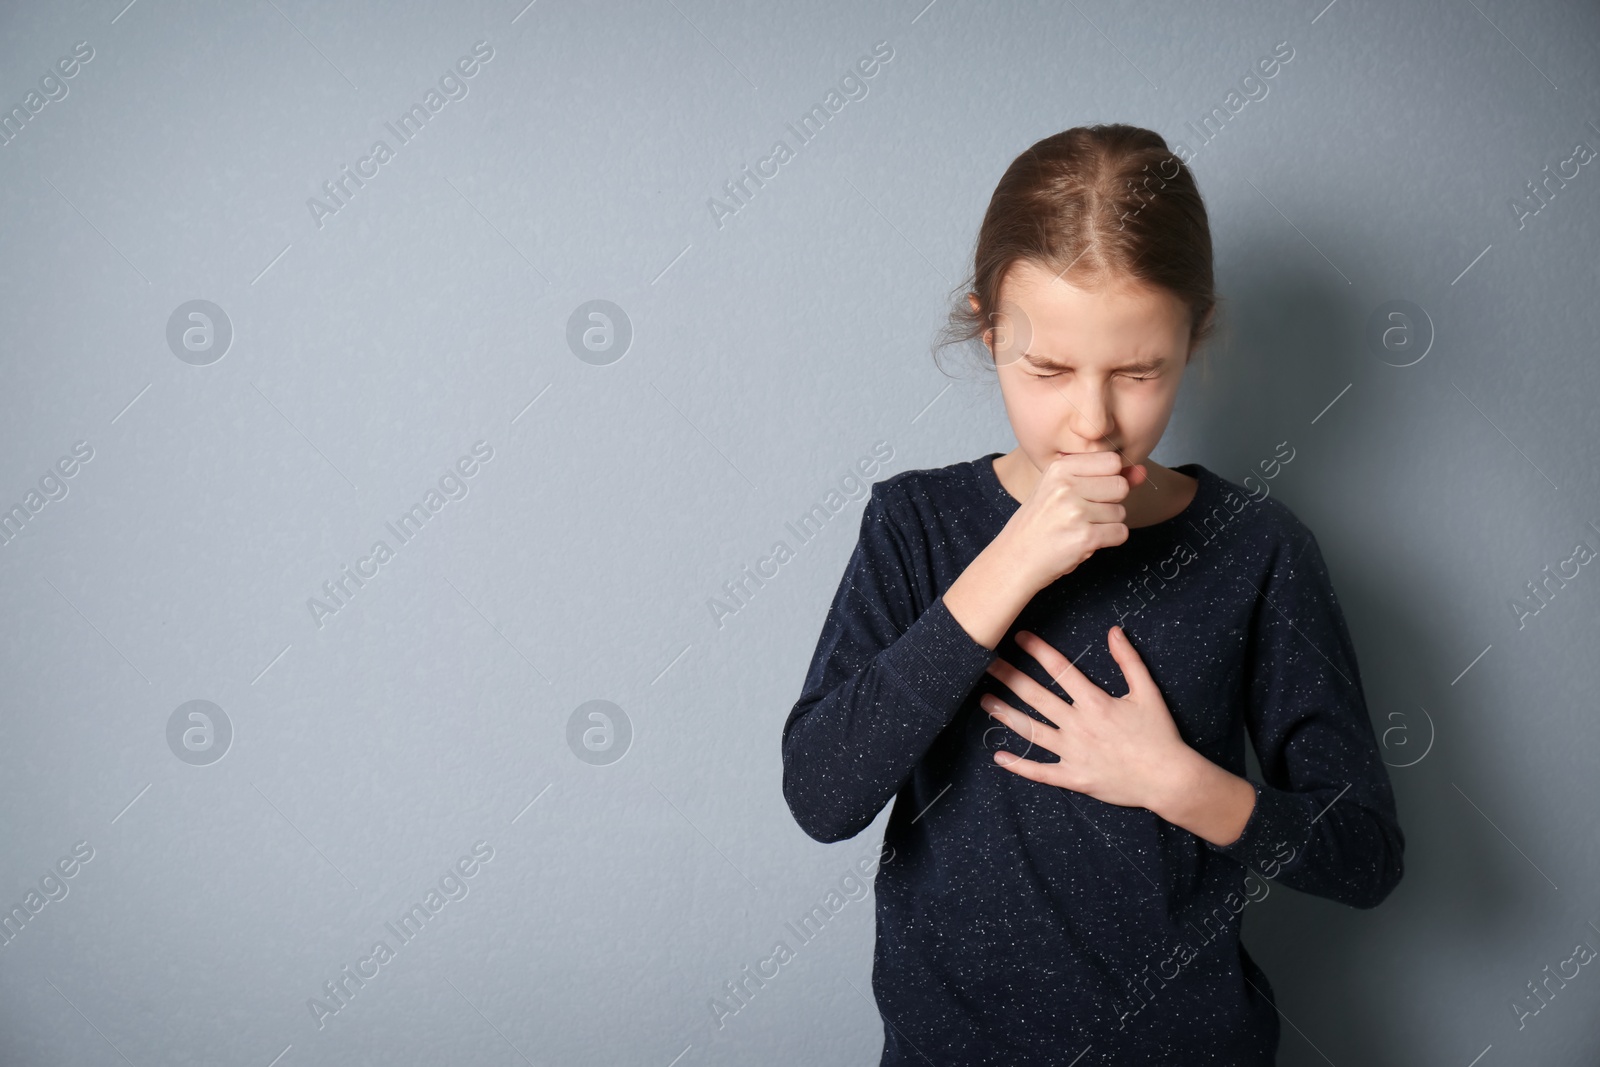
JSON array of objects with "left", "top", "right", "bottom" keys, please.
[
  {"left": 1204, "top": 529, "right": 1406, "bottom": 909},
  {"left": 780, "top": 481, "right": 998, "bottom": 844}
]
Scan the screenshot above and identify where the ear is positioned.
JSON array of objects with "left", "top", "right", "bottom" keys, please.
[{"left": 968, "top": 293, "right": 994, "bottom": 352}]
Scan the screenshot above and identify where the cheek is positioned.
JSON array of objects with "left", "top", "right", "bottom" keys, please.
[
  {"left": 1016, "top": 408, "right": 1061, "bottom": 447},
  {"left": 1122, "top": 388, "right": 1178, "bottom": 430},
  {"left": 997, "top": 380, "right": 1050, "bottom": 426}
]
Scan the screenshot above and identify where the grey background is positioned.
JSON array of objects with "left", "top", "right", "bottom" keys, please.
[{"left": 2, "top": 0, "right": 1598, "bottom": 1064}]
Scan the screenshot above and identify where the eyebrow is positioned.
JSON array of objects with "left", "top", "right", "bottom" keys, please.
[{"left": 1022, "top": 352, "right": 1169, "bottom": 373}]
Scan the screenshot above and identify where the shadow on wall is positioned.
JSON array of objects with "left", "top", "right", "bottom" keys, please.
[
  {"left": 1196, "top": 252, "right": 1420, "bottom": 1067},
  {"left": 1190, "top": 249, "right": 1506, "bottom": 1067}
]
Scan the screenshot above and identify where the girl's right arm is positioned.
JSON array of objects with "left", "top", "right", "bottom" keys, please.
[{"left": 780, "top": 481, "right": 1040, "bottom": 843}]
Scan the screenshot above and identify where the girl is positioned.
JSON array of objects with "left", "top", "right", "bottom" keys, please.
[{"left": 780, "top": 125, "right": 1404, "bottom": 1065}]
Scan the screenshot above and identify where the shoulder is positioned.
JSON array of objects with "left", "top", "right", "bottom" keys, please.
[
  {"left": 866, "top": 454, "right": 989, "bottom": 531},
  {"left": 1200, "top": 466, "right": 1320, "bottom": 564},
  {"left": 1195, "top": 473, "right": 1355, "bottom": 638}
]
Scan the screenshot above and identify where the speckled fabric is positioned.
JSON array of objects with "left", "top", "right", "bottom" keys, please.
[{"left": 781, "top": 452, "right": 1405, "bottom": 1066}]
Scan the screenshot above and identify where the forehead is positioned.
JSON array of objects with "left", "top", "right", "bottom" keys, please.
[
  {"left": 1001, "top": 260, "right": 1184, "bottom": 320},
  {"left": 998, "top": 260, "right": 1189, "bottom": 357}
]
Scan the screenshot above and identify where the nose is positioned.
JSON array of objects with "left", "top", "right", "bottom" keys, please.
[{"left": 1060, "top": 380, "right": 1113, "bottom": 445}]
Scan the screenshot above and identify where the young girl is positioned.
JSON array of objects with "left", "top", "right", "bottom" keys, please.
[{"left": 780, "top": 125, "right": 1405, "bottom": 1065}]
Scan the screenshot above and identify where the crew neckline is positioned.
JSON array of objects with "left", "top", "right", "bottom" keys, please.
[{"left": 974, "top": 451, "right": 1217, "bottom": 536}]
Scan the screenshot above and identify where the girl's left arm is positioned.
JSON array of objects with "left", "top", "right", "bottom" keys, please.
[{"left": 1195, "top": 528, "right": 1406, "bottom": 910}]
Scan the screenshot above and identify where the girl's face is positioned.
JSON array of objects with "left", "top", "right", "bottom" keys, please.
[{"left": 974, "top": 260, "right": 1193, "bottom": 475}]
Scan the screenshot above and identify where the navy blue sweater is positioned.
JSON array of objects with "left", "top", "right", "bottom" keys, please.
[{"left": 781, "top": 453, "right": 1404, "bottom": 1065}]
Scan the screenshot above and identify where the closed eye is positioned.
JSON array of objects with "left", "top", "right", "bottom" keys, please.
[{"left": 1030, "top": 371, "right": 1157, "bottom": 381}]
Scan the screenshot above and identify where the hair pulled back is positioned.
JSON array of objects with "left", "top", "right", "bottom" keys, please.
[{"left": 934, "top": 124, "right": 1220, "bottom": 377}]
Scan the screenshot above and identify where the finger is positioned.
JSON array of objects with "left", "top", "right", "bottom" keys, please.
[
  {"left": 1105, "top": 625, "right": 1157, "bottom": 699},
  {"left": 1078, "top": 500, "right": 1129, "bottom": 525},
  {"left": 1008, "top": 632, "right": 1104, "bottom": 707},
  {"left": 980, "top": 695, "right": 1063, "bottom": 758},
  {"left": 992, "top": 748, "right": 1068, "bottom": 787},
  {"left": 1044, "top": 452, "right": 1130, "bottom": 497},
  {"left": 1058, "top": 472, "right": 1136, "bottom": 504},
  {"left": 981, "top": 720, "right": 1041, "bottom": 764},
  {"left": 1051, "top": 449, "right": 1124, "bottom": 474},
  {"left": 984, "top": 657, "right": 1077, "bottom": 725}
]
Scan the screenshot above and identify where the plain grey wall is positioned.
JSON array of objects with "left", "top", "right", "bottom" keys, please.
[{"left": 3, "top": 1, "right": 1598, "bottom": 1064}]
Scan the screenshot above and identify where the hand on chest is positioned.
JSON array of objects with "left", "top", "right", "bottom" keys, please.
[{"left": 985, "top": 582, "right": 1250, "bottom": 752}]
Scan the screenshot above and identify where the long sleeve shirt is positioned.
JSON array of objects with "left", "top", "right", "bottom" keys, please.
[{"left": 780, "top": 452, "right": 1405, "bottom": 1066}]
